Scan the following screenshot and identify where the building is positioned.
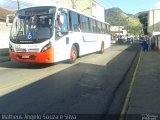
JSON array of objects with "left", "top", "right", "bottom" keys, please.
[
  {"left": 110, "top": 26, "right": 128, "bottom": 40},
  {"left": 148, "top": 9, "right": 160, "bottom": 50},
  {"left": 54, "top": 0, "right": 105, "bottom": 22},
  {"left": 0, "top": 8, "right": 15, "bottom": 56},
  {"left": 148, "top": 9, "right": 160, "bottom": 35}
]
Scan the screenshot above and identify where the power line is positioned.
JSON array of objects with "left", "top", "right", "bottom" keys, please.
[{"left": 2, "top": 0, "right": 33, "bottom": 10}]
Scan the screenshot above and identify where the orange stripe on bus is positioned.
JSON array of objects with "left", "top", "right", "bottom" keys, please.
[{"left": 10, "top": 48, "right": 54, "bottom": 63}]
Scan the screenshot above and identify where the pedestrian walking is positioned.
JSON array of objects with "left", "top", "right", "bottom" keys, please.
[
  {"left": 141, "top": 39, "right": 148, "bottom": 52},
  {"left": 151, "top": 36, "right": 156, "bottom": 51}
]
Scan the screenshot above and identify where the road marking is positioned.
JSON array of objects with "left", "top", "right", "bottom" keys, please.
[{"left": 119, "top": 51, "right": 142, "bottom": 120}]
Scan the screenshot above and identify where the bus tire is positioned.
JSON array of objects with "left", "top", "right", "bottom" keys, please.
[
  {"left": 70, "top": 45, "right": 77, "bottom": 63},
  {"left": 100, "top": 42, "right": 104, "bottom": 54}
]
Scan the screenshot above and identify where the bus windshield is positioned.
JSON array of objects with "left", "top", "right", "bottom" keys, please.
[{"left": 10, "top": 6, "right": 56, "bottom": 43}]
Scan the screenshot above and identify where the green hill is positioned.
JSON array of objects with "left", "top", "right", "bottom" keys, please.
[{"left": 105, "top": 8, "right": 142, "bottom": 29}]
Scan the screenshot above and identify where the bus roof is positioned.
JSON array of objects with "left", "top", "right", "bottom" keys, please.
[{"left": 17, "top": 5, "right": 110, "bottom": 25}]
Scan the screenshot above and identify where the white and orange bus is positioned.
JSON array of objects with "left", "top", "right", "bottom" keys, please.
[{"left": 9, "top": 5, "right": 111, "bottom": 63}]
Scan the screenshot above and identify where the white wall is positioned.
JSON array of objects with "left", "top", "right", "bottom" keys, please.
[
  {"left": 0, "top": 22, "right": 11, "bottom": 49},
  {"left": 148, "top": 9, "right": 160, "bottom": 51},
  {"left": 91, "top": 0, "right": 105, "bottom": 22},
  {"left": 0, "top": 22, "right": 11, "bottom": 56},
  {"left": 148, "top": 9, "right": 160, "bottom": 34}
]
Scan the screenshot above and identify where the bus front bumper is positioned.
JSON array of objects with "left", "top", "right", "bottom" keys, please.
[{"left": 9, "top": 48, "right": 54, "bottom": 63}]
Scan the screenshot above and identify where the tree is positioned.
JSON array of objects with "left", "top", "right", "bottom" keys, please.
[{"left": 138, "top": 12, "right": 148, "bottom": 35}]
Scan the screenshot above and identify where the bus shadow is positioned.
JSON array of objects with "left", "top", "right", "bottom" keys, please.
[{"left": 0, "top": 61, "right": 54, "bottom": 69}]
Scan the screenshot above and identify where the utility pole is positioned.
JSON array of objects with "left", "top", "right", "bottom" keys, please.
[
  {"left": 55, "top": 0, "right": 62, "bottom": 6},
  {"left": 153, "top": 9, "right": 154, "bottom": 32},
  {"left": 17, "top": 0, "right": 20, "bottom": 10},
  {"left": 71, "top": 0, "right": 76, "bottom": 9},
  {"left": 118, "top": 13, "right": 121, "bottom": 39}
]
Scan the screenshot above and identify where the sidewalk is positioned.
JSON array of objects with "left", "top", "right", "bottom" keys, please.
[{"left": 126, "top": 51, "right": 160, "bottom": 119}]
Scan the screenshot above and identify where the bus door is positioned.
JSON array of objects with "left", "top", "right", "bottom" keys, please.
[{"left": 54, "top": 9, "right": 70, "bottom": 62}]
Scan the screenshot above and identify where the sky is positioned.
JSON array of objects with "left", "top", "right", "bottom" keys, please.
[
  {"left": 97, "top": 0, "right": 160, "bottom": 14},
  {"left": 0, "top": 0, "right": 160, "bottom": 14}
]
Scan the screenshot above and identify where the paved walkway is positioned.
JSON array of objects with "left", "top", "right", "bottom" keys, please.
[{"left": 126, "top": 51, "right": 160, "bottom": 119}]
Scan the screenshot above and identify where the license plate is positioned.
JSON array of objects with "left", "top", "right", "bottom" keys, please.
[{"left": 22, "top": 55, "right": 30, "bottom": 59}]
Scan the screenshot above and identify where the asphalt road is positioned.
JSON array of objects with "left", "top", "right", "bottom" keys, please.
[{"left": 0, "top": 43, "right": 140, "bottom": 120}]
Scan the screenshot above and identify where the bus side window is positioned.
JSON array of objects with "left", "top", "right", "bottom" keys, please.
[
  {"left": 69, "top": 11, "right": 79, "bottom": 32},
  {"left": 60, "top": 12, "right": 68, "bottom": 33},
  {"left": 55, "top": 11, "right": 68, "bottom": 39}
]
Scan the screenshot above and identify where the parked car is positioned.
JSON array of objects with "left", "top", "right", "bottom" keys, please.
[
  {"left": 127, "top": 38, "right": 133, "bottom": 44},
  {"left": 117, "top": 39, "right": 125, "bottom": 44},
  {"left": 111, "top": 39, "right": 117, "bottom": 44}
]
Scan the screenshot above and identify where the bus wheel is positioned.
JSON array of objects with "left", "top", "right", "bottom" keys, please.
[
  {"left": 100, "top": 42, "right": 104, "bottom": 53},
  {"left": 70, "top": 45, "right": 77, "bottom": 63}
]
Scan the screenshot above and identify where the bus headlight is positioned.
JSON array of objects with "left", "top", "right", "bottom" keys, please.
[{"left": 41, "top": 41, "right": 52, "bottom": 52}]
